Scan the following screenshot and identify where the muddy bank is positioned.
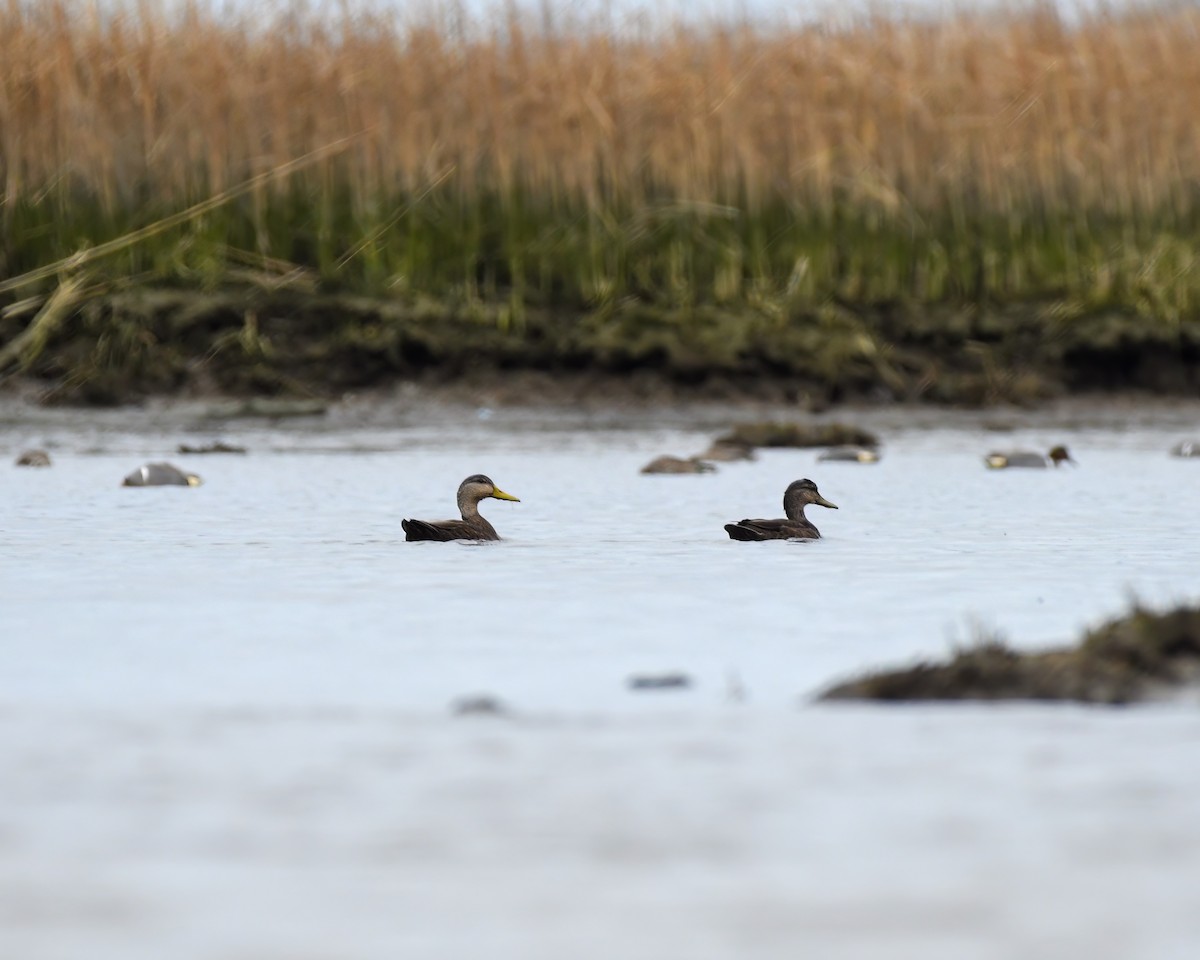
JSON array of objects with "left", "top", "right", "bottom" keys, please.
[
  {"left": 819, "top": 604, "right": 1200, "bottom": 705},
  {"left": 2, "top": 288, "right": 1200, "bottom": 406}
]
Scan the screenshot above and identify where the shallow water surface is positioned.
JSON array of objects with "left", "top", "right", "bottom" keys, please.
[{"left": 3, "top": 400, "right": 1200, "bottom": 959}]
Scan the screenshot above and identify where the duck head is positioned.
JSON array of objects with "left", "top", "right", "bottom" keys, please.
[
  {"left": 783, "top": 478, "right": 838, "bottom": 519},
  {"left": 1048, "top": 445, "right": 1075, "bottom": 467},
  {"left": 457, "top": 474, "right": 520, "bottom": 511}
]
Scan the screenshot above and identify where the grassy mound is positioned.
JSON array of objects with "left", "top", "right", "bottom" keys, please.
[{"left": 819, "top": 604, "right": 1200, "bottom": 705}]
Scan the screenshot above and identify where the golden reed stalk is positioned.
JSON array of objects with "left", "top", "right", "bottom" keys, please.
[{"left": 2, "top": 1, "right": 1197, "bottom": 222}]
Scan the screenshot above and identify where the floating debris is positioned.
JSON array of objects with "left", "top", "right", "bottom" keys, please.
[
  {"left": 15, "top": 449, "right": 51, "bottom": 467},
  {"left": 818, "top": 604, "right": 1200, "bottom": 705},
  {"left": 717, "top": 422, "right": 878, "bottom": 449},
  {"left": 177, "top": 441, "right": 247, "bottom": 455},
  {"left": 122, "top": 462, "right": 203, "bottom": 487},
  {"left": 640, "top": 455, "right": 716, "bottom": 475},
  {"left": 628, "top": 672, "right": 692, "bottom": 691}
]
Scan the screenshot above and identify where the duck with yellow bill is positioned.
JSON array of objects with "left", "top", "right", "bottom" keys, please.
[{"left": 402, "top": 474, "right": 520, "bottom": 542}]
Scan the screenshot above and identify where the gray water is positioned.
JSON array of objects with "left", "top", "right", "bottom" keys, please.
[{"left": 3, "top": 397, "right": 1200, "bottom": 959}]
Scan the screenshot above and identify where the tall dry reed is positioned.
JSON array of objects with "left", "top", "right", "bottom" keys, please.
[{"left": 1, "top": 0, "right": 1199, "bottom": 312}]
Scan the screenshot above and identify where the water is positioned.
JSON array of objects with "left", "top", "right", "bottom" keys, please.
[{"left": 3, "top": 397, "right": 1200, "bottom": 959}]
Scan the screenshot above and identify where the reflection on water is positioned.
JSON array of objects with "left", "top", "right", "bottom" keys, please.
[{"left": 3, "top": 399, "right": 1200, "bottom": 959}]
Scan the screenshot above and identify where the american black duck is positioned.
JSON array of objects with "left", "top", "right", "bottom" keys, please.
[
  {"left": 122, "top": 462, "right": 202, "bottom": 486},
  {"left": 724, "top": 478, "right": 838, "bottom": 541},
  {"left": 817, "top": 445, "right": 879, "bottom": 463},
  {"left": 402, "top": 474, "right": 520, "bottom": 542},
  {"left": 984, "top": 445, "right": 1074, "bottom": 469}
]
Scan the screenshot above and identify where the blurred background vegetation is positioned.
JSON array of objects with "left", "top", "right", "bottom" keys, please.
[{"left": 2, "top": 1, "right": 1198, "bottom": 401}]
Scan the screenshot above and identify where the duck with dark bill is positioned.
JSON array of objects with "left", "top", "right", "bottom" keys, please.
[{"left": 725, "top": 479, "right": 838, "bottom": 541}]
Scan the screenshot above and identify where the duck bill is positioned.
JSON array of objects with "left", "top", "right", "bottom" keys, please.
[
  {"left": 491, "top": 487, "right": 520, "bottom": 502},
  {"left": 815, "top": 495, "right": 838, "bottom": 509}
]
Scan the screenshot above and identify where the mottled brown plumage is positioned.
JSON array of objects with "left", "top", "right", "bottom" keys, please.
[
  {"left": 403, "top": 474, "right": 520, "bottom": 542},
  {"left": 724, "top": 478, "right": 838, "bottom": 541}
]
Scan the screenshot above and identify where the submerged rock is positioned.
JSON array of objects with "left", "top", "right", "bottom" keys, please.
[
  {"left": 15, "top": 449, "right": 51, "bottom": 467},
  {"left": 717, "top": 422, "right": 878, "bottom": 449},
  {"left": 818, "top": 604, "right": 1200, "bottom": 705},
  {"left": 122, "top": 462, "right": 203, "bottom": 487},
  {"left": 640, "top": 455, "right": 716, "bottom": 475}
]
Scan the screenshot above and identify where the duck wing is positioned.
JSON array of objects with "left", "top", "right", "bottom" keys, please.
[
  {"left": 724, "top": 518, "right": 819, "bottom": 541},
  {"left": 402, "top": 517, "right": 500, "bottom": 542},
  {"left": 403, "top": 518, "right": 471, "bottom": 541}
]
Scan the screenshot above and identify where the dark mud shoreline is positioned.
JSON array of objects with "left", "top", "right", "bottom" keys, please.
[{"left": 3, "top": 288, "right": 1200, "bottom": 407}]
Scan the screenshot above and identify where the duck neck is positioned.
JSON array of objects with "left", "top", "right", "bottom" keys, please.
[
  {"left": 458, "top": 491, "right": 482, "bottom": 520},
  {"left": 784, "top": 499, "right": 808, "bottom": 522}
]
